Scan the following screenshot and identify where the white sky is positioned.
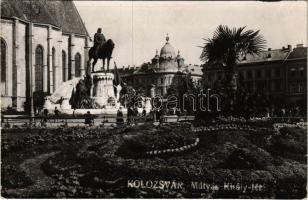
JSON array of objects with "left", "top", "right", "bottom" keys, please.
[{"left": 74, "top": 1, "right": 307, "bottom": 68}]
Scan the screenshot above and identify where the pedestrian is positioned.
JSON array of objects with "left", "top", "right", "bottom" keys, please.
[
  {"left": 133, "top": 106, "right": 139, "bottom": 124},
  {"left": 127, "top": 106, "right": 133, "bottom": 125},
  {"left": 54, "top": 107, "right": 60, "bottom": 122},
  {"left": 116, "top": 107, "right": 124, "bottom": 127},
  {"left": 84, "top": 111, "right": 94, "bottom": 126},
  {"left": 43, "top": 108, "right": 49, "bottom": 117}
]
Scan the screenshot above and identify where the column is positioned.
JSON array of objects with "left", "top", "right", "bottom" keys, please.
[
  {"left": 83, "top": 36, "right": 90, "bottom": 76},
  {"left": 43, "top": 64, "right": 48, "bottom": 92},
  {"left": 47, "top": 25, "right": 53, "bottom": 93},
  {"left": 12, "top": 18, "right": 21, "bottom": 110},
  {"left": 69, "top": 34, "right": 75, "bottom": 78},
  {"left": 28, "top": 22, "right": 35, "bottom": 117},
  {"left": 57, "top": 39, "right": 62, "bottom": 84}
]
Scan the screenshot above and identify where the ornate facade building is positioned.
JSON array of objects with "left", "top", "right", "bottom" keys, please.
[
  {"left": 117, "top": 35, "right": 203, "bottom": 97},
  {"left": 1, "top": 0, "right": 90, "bottom": 111},
  {"left": 203, "top": 44, "right": 307, "bottom": 105}
]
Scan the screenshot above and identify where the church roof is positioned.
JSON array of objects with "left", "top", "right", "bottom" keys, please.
[{"left": 1, "top": 0, "right": 89, "bottom": 36}]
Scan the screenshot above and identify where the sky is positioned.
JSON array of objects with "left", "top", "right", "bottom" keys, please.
[{"left": 74, "top": 1, "right": 307, "bottom": 68}]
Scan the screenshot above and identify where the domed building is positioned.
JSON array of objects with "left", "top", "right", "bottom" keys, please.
[{"left": 118, "top": 35, "right": 202, "bottom": 96}]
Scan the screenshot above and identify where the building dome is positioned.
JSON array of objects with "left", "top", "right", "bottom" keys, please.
[{"left": 160, "top": 34, "right": 176, "bottom": 59}]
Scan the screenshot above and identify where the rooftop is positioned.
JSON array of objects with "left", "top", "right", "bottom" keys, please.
[
  {"left": 287, "top": 45, "right": 307, "bottom": 60},
  {"left": 1, "top": 0, "right": 89, "bottom": 36},
  {"left": 238, "top": 48, "right": 290, "bottom": 64}
]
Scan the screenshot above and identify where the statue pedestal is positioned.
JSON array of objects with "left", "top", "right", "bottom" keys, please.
[
  {"left": 61, "top": 97, "right": 71, "bottom": 110},
  {"left": 91, "top": 71, "right": 116, "bottom": 107}
]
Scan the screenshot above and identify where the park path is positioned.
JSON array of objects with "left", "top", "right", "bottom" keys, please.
[{"left": 4, "top": 151, "right": 59, "bottom": 198}]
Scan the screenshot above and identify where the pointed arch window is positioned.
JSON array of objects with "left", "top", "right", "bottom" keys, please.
[
  {"left": 35, "top": 45, "right": 44, "bottom": 91},
  {"left": 1, "top": 38, "right": 7, "bottom": 95},
  {"left": 52, "top": 47, "right": 56, "bottom": 90},
  {"left": 75, "top": 53, "right": 81, "bottom": 77},
  {"left": 62, "top": 50, "right": 67, "bottom": 82}
]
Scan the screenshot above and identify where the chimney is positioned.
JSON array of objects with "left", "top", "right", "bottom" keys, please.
[
  {"left": 296, "top": 44, "right": 304, "bottom": 48},
  {"left": 287, "top": 45, "right": 293, "bottom": 51}
]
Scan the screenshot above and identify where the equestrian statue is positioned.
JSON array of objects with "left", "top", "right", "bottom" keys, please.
[{"left": 88, "top": 28, "right": 115, "bottom": 72}]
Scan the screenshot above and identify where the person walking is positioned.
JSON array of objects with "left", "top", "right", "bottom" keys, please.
[
  {"left": 116, "top": 107, "right": 124, "bottom": 127},
  {"left": 54, "top": 107, "right": 60, "bottom": 123}
]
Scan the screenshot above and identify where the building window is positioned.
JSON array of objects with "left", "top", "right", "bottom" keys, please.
[
  {"left": 274, "top": 80, "right": 281, "bottom": 92},
  {"left": 160, "top": 77, "right": 164, "bottom": 84},
  {"left": 290, "top": 68, "right": 296, "bottom": 77},
  {"left": 275, "top": 68, "right": 280, "bottom": 77},
  {"left": 75, "top": 53, "right": 81, "bottom": 77},
  {"left": 299, "top": 83, "right": 305, "bottom": 93},
  {"left": 299, "top": 67, "right": 304, "bottom": 77},
  {"left": 35, "top": 45, "right": 44, "bottom": 91},
  {"left": 238, "top": 71, "right": 244, "bottom": 80},
  {"left": 62, "top": 50, "right": 66, "bottom": 82},
  {"left": 256, "top": 70, "right": 262, "bottom": 78},
  {"left": 247, "top": 81, "right": 253, "bottom": 91},
  {"left": 247, "top": 71, "right": 252, "bottom": 79},
  {"left": 52, "top": 48, "right": 56, "bottom": 91},
  {"left": 68, "top": 61, "right": 72, "bottom": 80},
  {"left": 266, "top": 69, "right": 271, "bottom": 78},
  {"left": 1, "top": 38, "right": 7, "bottom": 95},
  {"left": 289, "top": 83, "right": 297, "bottom": 93}
]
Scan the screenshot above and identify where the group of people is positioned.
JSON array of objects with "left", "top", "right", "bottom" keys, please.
[{"left": 126, "top": 106, "right": 147, "bottom": 125}]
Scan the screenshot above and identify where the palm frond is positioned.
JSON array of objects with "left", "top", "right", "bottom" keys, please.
[{"left": 200, "top": 25, "right": 266, "bottom": 68}]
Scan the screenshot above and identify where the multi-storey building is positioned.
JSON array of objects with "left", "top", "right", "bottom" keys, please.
[
  {"left": 202, "top": 44, "right": 307, "bottom": 105},
  {"left": 116, "top": 35, "right": 203, "bottom": 97}
]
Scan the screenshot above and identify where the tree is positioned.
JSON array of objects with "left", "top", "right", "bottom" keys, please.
[{"left": 200, "top": 25, "right": 266, "bottom": 90}]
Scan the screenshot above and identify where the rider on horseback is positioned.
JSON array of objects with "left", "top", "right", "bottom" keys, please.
[{"left": 94, "top": 28, "right": 106, "bottom": 57}]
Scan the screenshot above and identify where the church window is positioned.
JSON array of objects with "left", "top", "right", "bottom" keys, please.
[
  {"left": 35, "top": 45, "right": 44, "bottom": 91},
  {"left": 1, "top": 38, "right": 7, "bottom": 95},
  {"left": 75, "top": 53, "right": 81, "bottom": 77},
  {"left": 52, "top": 48, "right": 56, "bottom": 90},
  {"left": 62, "top": 50, "right": 66, "bottom": 82}
]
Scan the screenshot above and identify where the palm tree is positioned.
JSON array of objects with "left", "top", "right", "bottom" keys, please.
[{"left": 200, "top": 25, "right": 266, "bottom": 90}]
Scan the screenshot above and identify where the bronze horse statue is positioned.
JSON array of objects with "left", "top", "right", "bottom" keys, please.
[{"left": 88, "top": 39, "right": 115, "bottom": 72}]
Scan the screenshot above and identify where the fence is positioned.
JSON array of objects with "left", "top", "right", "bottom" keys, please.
[{"left": 1, "top": 114, "right": 197, "bottom": 128}]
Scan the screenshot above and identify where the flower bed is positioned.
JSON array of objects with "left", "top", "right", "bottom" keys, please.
[
  {"left": 193, "top": 123, "right": 273, "bottom": 133},
  {"left": 2, "top": 123, "right": 307, "bottom": 198},
  {"left": 116, "top": 126, "right": 197, "bottom": 158}
]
